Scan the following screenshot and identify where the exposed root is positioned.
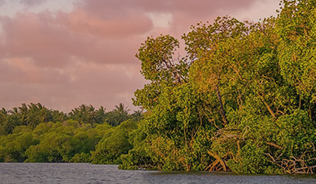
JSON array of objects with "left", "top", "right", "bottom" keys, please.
[
  {"left": 264, "top": 152, "right": 316, "bottom": 174},
  {"left": 207, "top": 152, "right": 233, "bottom": 172}
]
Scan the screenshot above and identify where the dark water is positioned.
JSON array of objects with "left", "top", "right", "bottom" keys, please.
[{"left": 1, "top": 163, "right": 316, "bottom": 184}]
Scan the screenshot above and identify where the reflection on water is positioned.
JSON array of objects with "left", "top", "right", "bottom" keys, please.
[{"left": 0, "top": 163, "right": 316, "bottom": 184}]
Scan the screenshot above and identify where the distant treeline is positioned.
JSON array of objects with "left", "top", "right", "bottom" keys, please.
[{"left": 0, "top": 103, "right": 141, "bottom": 163}]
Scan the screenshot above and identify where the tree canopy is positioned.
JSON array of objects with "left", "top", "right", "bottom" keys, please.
[
  {"left": 120, "top": 0, "right": 316, "bottom": 174},
  {"left": 0, "top": 103, "right": 141, "bottom": 163}
]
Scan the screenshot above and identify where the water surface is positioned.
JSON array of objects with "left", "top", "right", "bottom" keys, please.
[{"left": 0, "top": 163, "right": 316, "bottom": 184}]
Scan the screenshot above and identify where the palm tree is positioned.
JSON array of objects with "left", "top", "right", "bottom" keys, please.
[
  {"left": 114, "top": 103, "right": 130, "bottom": 115},
  {"left": 8, "top": 107, "right": 18, "bottom": 115},
  {"left": 131, "top": 110, "right": 143, "bottom": 121},
  {"left": 106, "top": 103, "right": 130, "bottom": 126},
  {"left": 69, "top": 104, "right": 99, "bottom": 125},
  {"left": 0, "top": 108, "right": 7, "bottom": 126},
  {"left": 19, "top": 103, "right": 29, "bottom": 125},
  {"left": 1, "top": 108, "right": 7, "bottom": 115}
]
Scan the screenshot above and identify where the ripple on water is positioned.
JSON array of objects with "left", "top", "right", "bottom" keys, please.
[{"left": 0, "top": 163, "right": 316, "bottom": 184}]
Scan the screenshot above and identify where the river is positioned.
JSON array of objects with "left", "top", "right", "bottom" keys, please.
[{"left": 0, "top": 163, "right": 316, "bottom": 184}]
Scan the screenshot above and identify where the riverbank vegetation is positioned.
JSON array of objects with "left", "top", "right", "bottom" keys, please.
[
  {"left": 1, "top": 0, "right": 316, "bottom": 175},
  {"left": 0, "top": 103, "right": 141, "bottom": 164},
  {"left": 119, "top": 0, "right": 316, "bottom": 174}
]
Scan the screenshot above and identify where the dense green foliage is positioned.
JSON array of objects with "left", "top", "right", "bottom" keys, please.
[
  {"left": 1, "top": 0, "right": 316, "bottom": 175},
  {"left": 0, "top": 103, "right": 141, "bottom": 163},
  {"left": 120, "top": 0, "right": 316, "bottom": 174}
]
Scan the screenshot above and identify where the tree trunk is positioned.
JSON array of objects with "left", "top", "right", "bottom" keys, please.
[{"left": 216, "top": 85, "right": 229, "bottom": 125}]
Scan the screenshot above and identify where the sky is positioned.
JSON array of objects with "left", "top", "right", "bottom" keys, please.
[{"left": 0, "top": 0, "right": 280, "bottom": 113}]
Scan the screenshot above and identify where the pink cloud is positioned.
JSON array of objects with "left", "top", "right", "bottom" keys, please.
[
  {"left": 56, "top": 9, "right": 153, "bottom": 39},
  {"left": 0, "top": 10, "right": 150, "bottom": 67},
  {"left": 19, "top": 0, "right": 46, "bottom": 6},
  {"left": 0, "top": 0, "right": 279, "bottom": 112}
]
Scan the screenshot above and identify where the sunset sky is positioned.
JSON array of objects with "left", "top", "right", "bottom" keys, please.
[{"left": 0, "top": 0, "right": 280, "bottom": 113}]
